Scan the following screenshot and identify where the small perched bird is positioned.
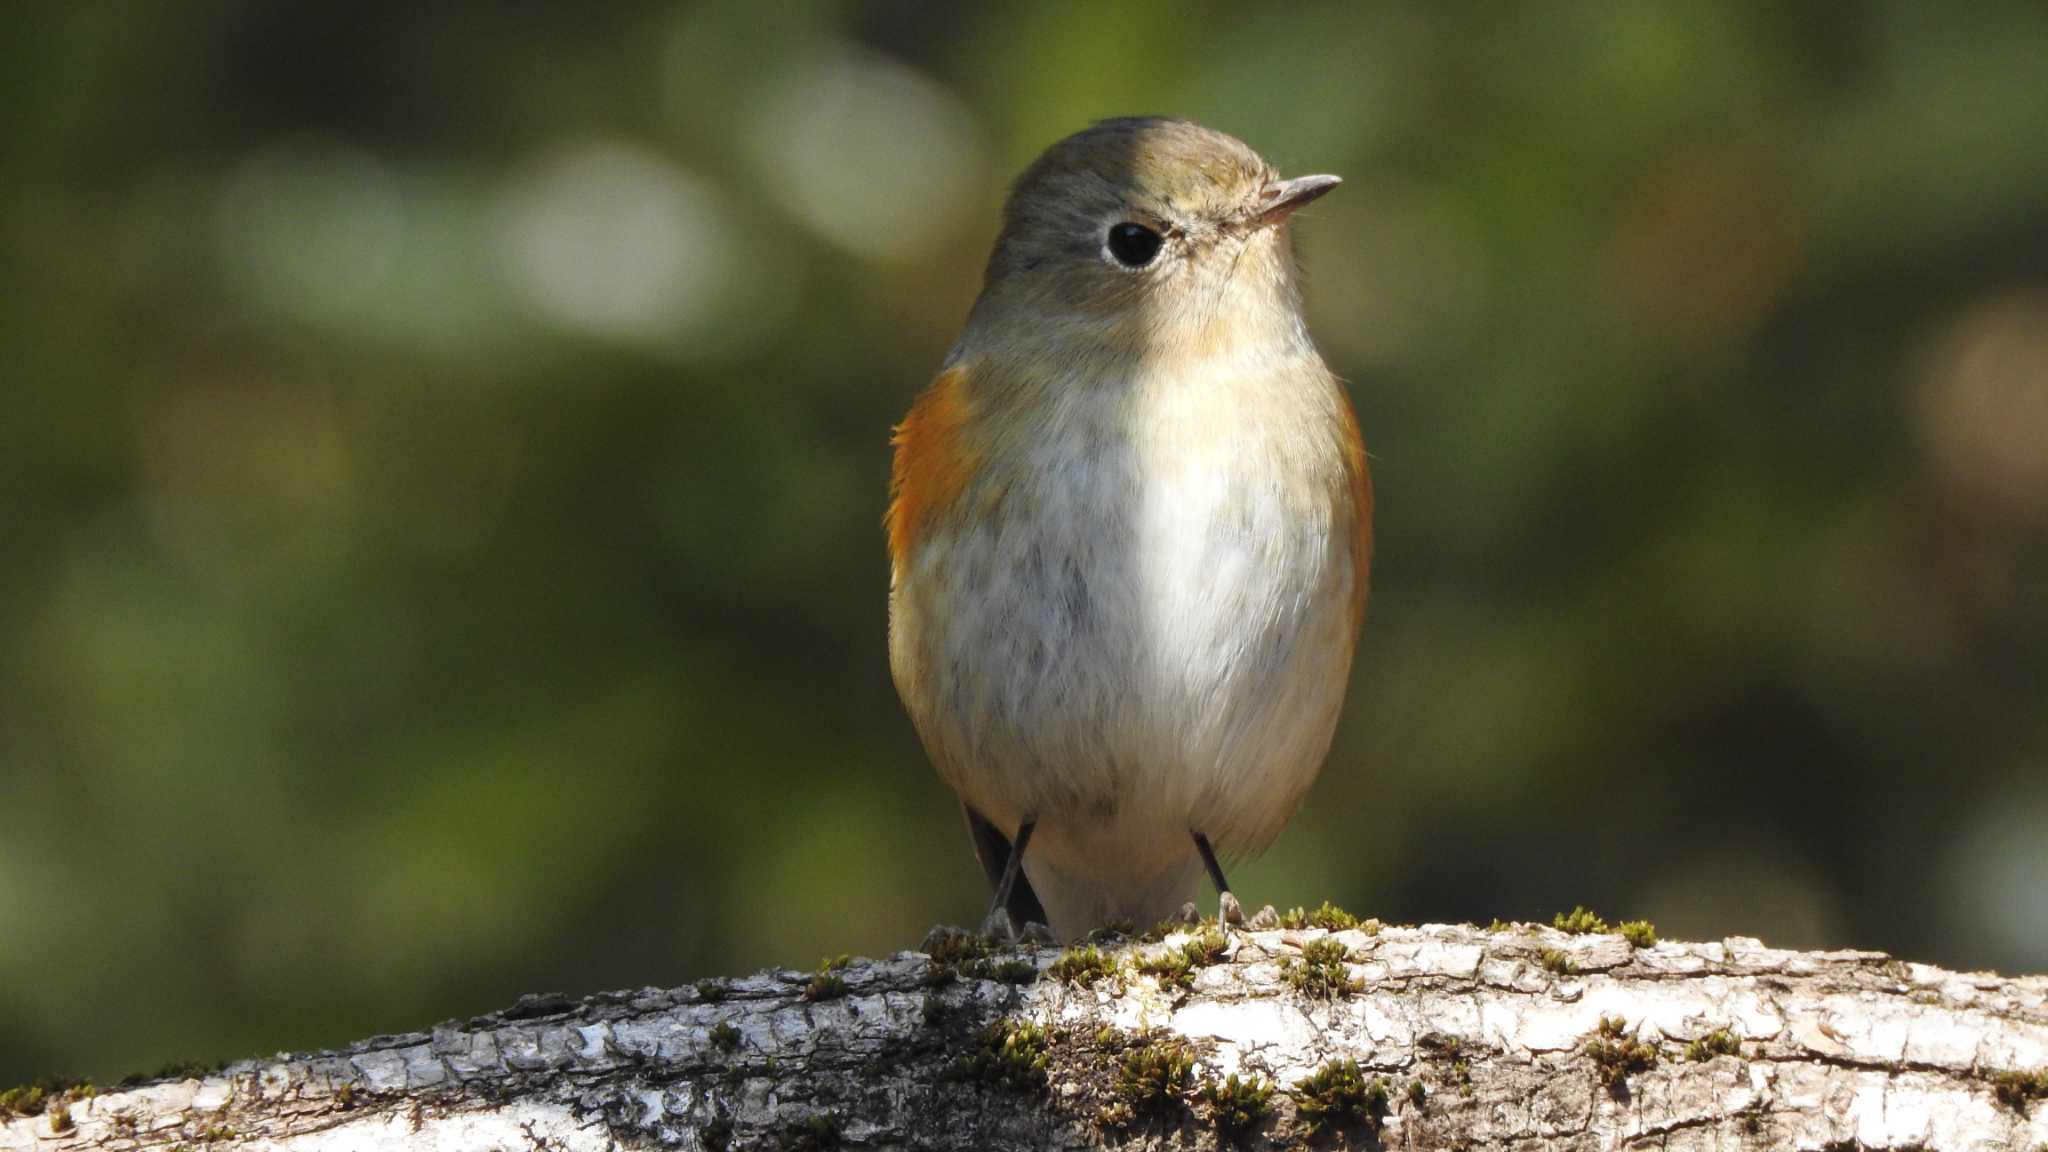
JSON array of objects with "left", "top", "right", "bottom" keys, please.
[{"left": 887, "top": 117, "right": 1371, "bottom": 941}]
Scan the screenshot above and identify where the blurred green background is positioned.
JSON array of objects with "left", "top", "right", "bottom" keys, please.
[{"left": 4, "top": 1, "right": 2046, "bottom": 1084}]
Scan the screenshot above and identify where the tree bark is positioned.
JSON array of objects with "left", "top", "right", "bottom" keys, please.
[{"left": 4, "top": 922, "right": 2044, "bottom": 1150}]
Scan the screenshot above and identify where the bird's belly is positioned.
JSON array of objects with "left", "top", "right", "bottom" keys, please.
[{"left": 894, "top": 439, "right": 1356, "bottom": 881}]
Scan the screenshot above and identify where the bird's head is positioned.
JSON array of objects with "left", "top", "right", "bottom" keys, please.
[{"left": 970, "top": 117, "right": 1339, "bottom": 358}]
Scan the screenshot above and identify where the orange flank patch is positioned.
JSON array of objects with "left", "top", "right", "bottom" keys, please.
[
  {"left": 1337, "top": 388, "right": 1374, "bottom": 631},
  {"left": 887, "top": 365, "right": 980, "bottom": 571}
]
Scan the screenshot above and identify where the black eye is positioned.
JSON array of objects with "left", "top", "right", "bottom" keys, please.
[{"left": 1106, "top": 222, "right": 1163, "bottom": 268}]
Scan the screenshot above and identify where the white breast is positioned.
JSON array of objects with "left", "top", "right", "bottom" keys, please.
[{"left": 1120, "top": 362, "right": 1356, "bottom": 853}]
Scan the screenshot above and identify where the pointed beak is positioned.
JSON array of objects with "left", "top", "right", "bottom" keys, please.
[{"left": 1254, "top": 173, "right": 1342, "bottom": 224}]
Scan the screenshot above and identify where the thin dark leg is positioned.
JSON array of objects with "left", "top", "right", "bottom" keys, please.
[
  {"left": 1192, "top": 832, "right": 1245, "bottom": 926},
  {"left": 989, "top": 820, "right": 1036, "bottom": 922},
  {"left": 1193, "top": 832, "right": 1230, "bottom": 893},
  {"left": 963, "top": 804, "right": 1048, "bottom": 928}
]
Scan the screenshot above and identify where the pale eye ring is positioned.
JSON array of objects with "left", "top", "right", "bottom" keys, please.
[{"left": 1105, "top": 222, "right": 1163, "bottom": 268}]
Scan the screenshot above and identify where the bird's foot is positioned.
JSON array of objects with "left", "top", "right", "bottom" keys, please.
[{"left": 980, "top": 907, "right": 1018, "bottom": 943}]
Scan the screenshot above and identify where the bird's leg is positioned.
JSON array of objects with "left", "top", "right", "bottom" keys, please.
[
  {"left": 1192, "top": 832, "right": 1244, "bottom": 927},
  {"left": 982, "top": 819, "right": 1036, "bottom": 941}
]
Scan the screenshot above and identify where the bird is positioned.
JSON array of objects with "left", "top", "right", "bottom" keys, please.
[{"left": 886, "top": 117, "right": 1371, "bottom": 942}]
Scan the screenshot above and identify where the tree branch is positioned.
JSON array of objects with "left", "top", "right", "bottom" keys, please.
[{"left": 5, "top": 922, "right": 2045, "bottom": 1150}]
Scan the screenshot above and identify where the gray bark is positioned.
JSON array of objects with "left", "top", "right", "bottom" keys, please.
[{"left": 4, "top": 922, "right": 2045, "bottom": 1150}]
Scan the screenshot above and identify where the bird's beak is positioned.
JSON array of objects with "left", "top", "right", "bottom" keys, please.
[{"left": 1254, "top": 174, "right": 1342, "bottom": 225}]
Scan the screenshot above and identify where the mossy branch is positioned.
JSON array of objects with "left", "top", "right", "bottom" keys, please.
[{"left": 4, "top": 917, "right": 2045, "bottom": 1151}]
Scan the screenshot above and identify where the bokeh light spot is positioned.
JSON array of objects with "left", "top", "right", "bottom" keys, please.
[
  {"left": 493, "top": 139, "right": 791, "bottom": 356},
  {"left": 1918, "top": 286, "right": 2048, "bottom": 521},
  {"left": 217, "top": 138, "right": 404, "bottom": 321},
  {"left": 1945, "top": 780, "right": 2048, "bottom": 971},
  {"left": 746, "top": 45, "right": 987, "bottom": 262}
]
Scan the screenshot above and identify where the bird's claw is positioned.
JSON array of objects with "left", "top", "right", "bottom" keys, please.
[{"left": 980, "top": 907, "right": 1019, "bottom": 943}]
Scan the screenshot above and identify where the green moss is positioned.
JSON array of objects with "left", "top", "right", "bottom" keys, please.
[
  {"left": 923, "top": 930, "right": 989, "bottom": 967},
  {"left": 1485, "top": 917, "right": 1518, "bottom": 932},
  {"left": 46, "top": 1103, "right": 72, "bottom": 1134},
  {"left": 1284, "top": 936, "right": 1359, "bottom": 998},
  {"left": 1548, "top": 908, "right": 1653, "bottom": 945},
  {"left": 145, "top": 1060, "right": 216, "bottom": 1084},
  {"left": 1585, "top": 1016, "right": 1658, "bottom": 1089},
  {"left": 1292, "top": 1058, "right": 1389, "bottom": 1134},
  {"left": 959, "top": 1018, "right": 1051, "bottom": 1089},
  {"left": 803, "top": 955, "right": 850, "bottom": 1001},
  {"left": 1088, "top": 918, "right": 1136, "bottom": 941},
  {"left": 1178, "top": 926, "right": 1229, "bottom": 965},
  {"left": 1537, "top": 948, "right": 1578, "bottom": 975},
  {"left": 1133, "top": 948, "right": 1193, "bottom": 992},
  {"left": 694, "top": 978, "right": 729, "bottom": 1003},
  {"left": 709, "top": 1022, "right": 742, "bottom": 1052},
  {"left": 1991, "top": 1068, "right": 2048, "bottom": 1113},
  {"left": 1552, "top": 906, "right": 1610, "bottom": 934},
  {"left": 1435, "top": 1037, "right": 1473, "bottom": 1094},
  {"left": 985, "top": 957, "right": 1039, "bottom": 984},
  {"left": 0, "top": 1083, "right": 46, "bottom": 1118},
  {"left": 1102, "top": 1037, "right": 1194, "bottom": 1126},
  {"left": 1197, "top": 1072, "right": 1273, "bottom": 1141},
  {"left": 923, "top": 929, "right": 1038, "bottom": 985},
  {"left": 1049, "top": 944, "right": 1117, "bottom": 989},
  {"left": 333, "top": 1083, "right": 356, "bottom": 1108},
  {"left": 1280, "top": 901, "right": 1359, "bottom": 931},
  {"left": 1134, "top": 928, "right": 1228, "bottom": 993},
  {"left": 1406, "top": 1079, "right": 1428, "bottom": 1109},
  {"left": 0, "top": 1078, "right": 92, "bottom": 1119},
  {"left": 803, "top": 972, "right": 847, "bottom": 1000},
  {"left": 1141, "top": 914, "right": 1216, "bottom": 941},
  {"left": 1684, "top": 1030, "right": 1741, "bottom": 1062}
]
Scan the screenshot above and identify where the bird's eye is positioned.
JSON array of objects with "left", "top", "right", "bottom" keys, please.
[{"left": 1105, "top": 222, "right": 1163, "bottom": 268}]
